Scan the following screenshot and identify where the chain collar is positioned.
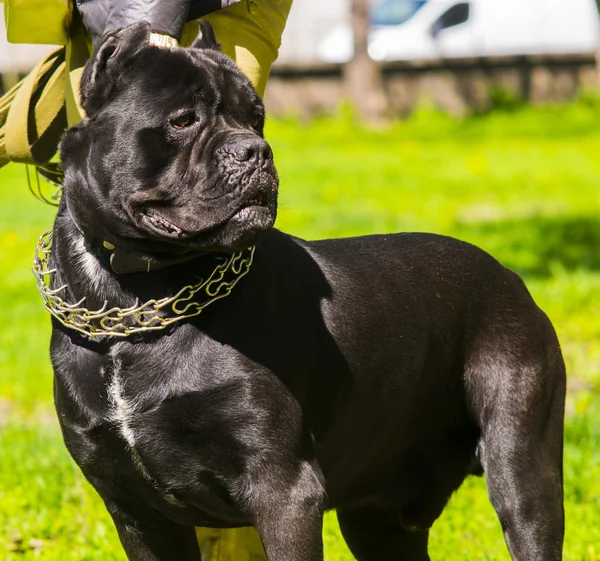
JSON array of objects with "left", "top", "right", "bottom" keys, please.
[{"left": 33, "top": 229, "right": 255, "bottom": 338}]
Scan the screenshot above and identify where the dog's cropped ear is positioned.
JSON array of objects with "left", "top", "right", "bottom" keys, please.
[
  {"left": 191, "top": 20, "right": 221, "bottom": 50},
  {"left": 80, "top": 21, "right": 151, "bottom": 116}
]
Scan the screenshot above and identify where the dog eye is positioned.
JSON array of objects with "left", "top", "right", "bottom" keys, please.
[
  {"left": 170, "top": 113, "right": 195, "bottom": 129},
  {"left": 251, "top": 116, "right": 262, "bottom": 130}
]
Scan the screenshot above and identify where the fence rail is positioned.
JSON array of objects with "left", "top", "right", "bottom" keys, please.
[{"left": 265, "top": 53, "right": 599, "bottom": 116}]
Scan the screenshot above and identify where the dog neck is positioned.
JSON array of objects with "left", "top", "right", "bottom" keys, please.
[
  {"left": 52, "top": 205, "right": 224, "bottom": 316},
  {"left": 47, "top": 210, "right": 256, "bottom": 339},
  {"left": 64, "top": 200, "right": 202, "bottom": 275}
]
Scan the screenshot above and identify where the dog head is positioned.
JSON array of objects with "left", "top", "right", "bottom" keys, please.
[{"left": 60, "top": 21, "right": 278, "bottom": 256}]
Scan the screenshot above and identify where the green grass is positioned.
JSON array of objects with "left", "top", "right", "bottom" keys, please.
[{"left": 1, "top": 102, "right": 600, "bottom": 559}]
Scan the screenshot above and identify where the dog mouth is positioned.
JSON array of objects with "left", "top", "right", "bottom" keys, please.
[
  {"left": 141, "top": 209, "right": 185, "bottom": 238},
  {"left": 244, "top": 195, "right": 266, "bottom": 207},
  {"left": 233, "top": 193, "right": 269, "bottom": 214},
  {"left": 139, "top": 192, "right": 272, "bottom": 239}
]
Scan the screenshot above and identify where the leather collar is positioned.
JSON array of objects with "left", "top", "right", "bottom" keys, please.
[
  {"left": 66, "top": 201, "right": 200, "bottom": 275},
  {"left": 97, "top": 241, "right": 201, "bottom": 275}
]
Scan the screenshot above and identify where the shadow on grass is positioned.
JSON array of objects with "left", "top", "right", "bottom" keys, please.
[{"left": 452, "top": 214, "right": 600, "bottom": 279}]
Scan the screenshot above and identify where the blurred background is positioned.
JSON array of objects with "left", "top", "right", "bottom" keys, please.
[
  {"left": 1, "top": 1, "right": 600, "bottom": 559},
  {"left": 267, "top": 0, "right": 600, "bottom": 117}
]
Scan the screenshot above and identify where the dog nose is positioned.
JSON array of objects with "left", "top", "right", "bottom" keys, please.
[{"left": 232, "top": 138, "right": 273, "bottom": 163}]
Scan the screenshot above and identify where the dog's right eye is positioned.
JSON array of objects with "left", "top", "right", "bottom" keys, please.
[
  {"left": 170, "top": 113, "right": 195, "bottom": 129},
  {"left": 251, "top": 116, "right": 263, "bottom": 131}
]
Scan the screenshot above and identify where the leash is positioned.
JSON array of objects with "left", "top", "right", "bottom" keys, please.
[{"left": 0, "top": 19, "right": 201, "bottom": 172}]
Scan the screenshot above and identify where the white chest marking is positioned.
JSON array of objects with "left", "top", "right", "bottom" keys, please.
[
  {"left": 71, "top": 236, "right": 105, "bottom": 294},
  {"left": 106, "top": 357, "right": 185, "bottom": 507},
  {"left": 107, "top": 358, "right": 137, "bottom": 448}
]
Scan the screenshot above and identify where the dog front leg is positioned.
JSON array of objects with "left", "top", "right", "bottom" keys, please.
[
  {"left": 107, "top": 502, "right": 202, "bottom": 561},
  {"left": 250, "top": 459, "right": 326, "bottom": 561}
]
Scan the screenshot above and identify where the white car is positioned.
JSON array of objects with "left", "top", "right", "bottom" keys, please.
[{"left": 318, "top": 0, "right": 600, "bottom": 62}]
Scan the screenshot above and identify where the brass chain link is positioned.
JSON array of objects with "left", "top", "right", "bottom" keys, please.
[{"left": 33, "top": 229, "right": 255, "bottom": 338}]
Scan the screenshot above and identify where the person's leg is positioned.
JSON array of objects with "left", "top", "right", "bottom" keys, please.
[
  {"left": 195, "top": 526, "right": 267, "bottom": 561},
  {"left": 193, "top": 4, "right": 292, "bottom": 557},
  {"left": 203, "top": 0, "right": 293, "bottom": 97}
]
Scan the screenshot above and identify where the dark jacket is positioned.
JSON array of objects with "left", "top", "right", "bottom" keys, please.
[{"left": 76, "top": 0, "right": 241, "bottom": 48}]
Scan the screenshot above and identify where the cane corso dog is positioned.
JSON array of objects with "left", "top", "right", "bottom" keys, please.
[{"left": 49, "top": 20, "right": 565, "bottom": 561}]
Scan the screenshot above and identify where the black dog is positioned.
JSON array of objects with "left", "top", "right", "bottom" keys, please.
[{"left": 49, "top": 21, "right": 565, "bottom": 561}]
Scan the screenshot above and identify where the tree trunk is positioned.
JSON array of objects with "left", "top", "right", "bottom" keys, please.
[
  {"left": 595, "top": 0, "right": 600, "bottom": 82},
  {"left": 344, "top": 0, "right": 387, "bottom": 122}
]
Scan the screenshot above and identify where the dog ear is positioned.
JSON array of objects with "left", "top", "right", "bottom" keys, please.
[
  {"left": 80, "top": 21, "right": 151, "bottom": 116},
  {"left": 191, "top": 20, "right": 221, "bottom": 50}
]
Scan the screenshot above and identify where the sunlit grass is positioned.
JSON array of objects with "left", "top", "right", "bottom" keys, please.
[{"left": 1, "top": 102, "right": 600, "bottom": 559}]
